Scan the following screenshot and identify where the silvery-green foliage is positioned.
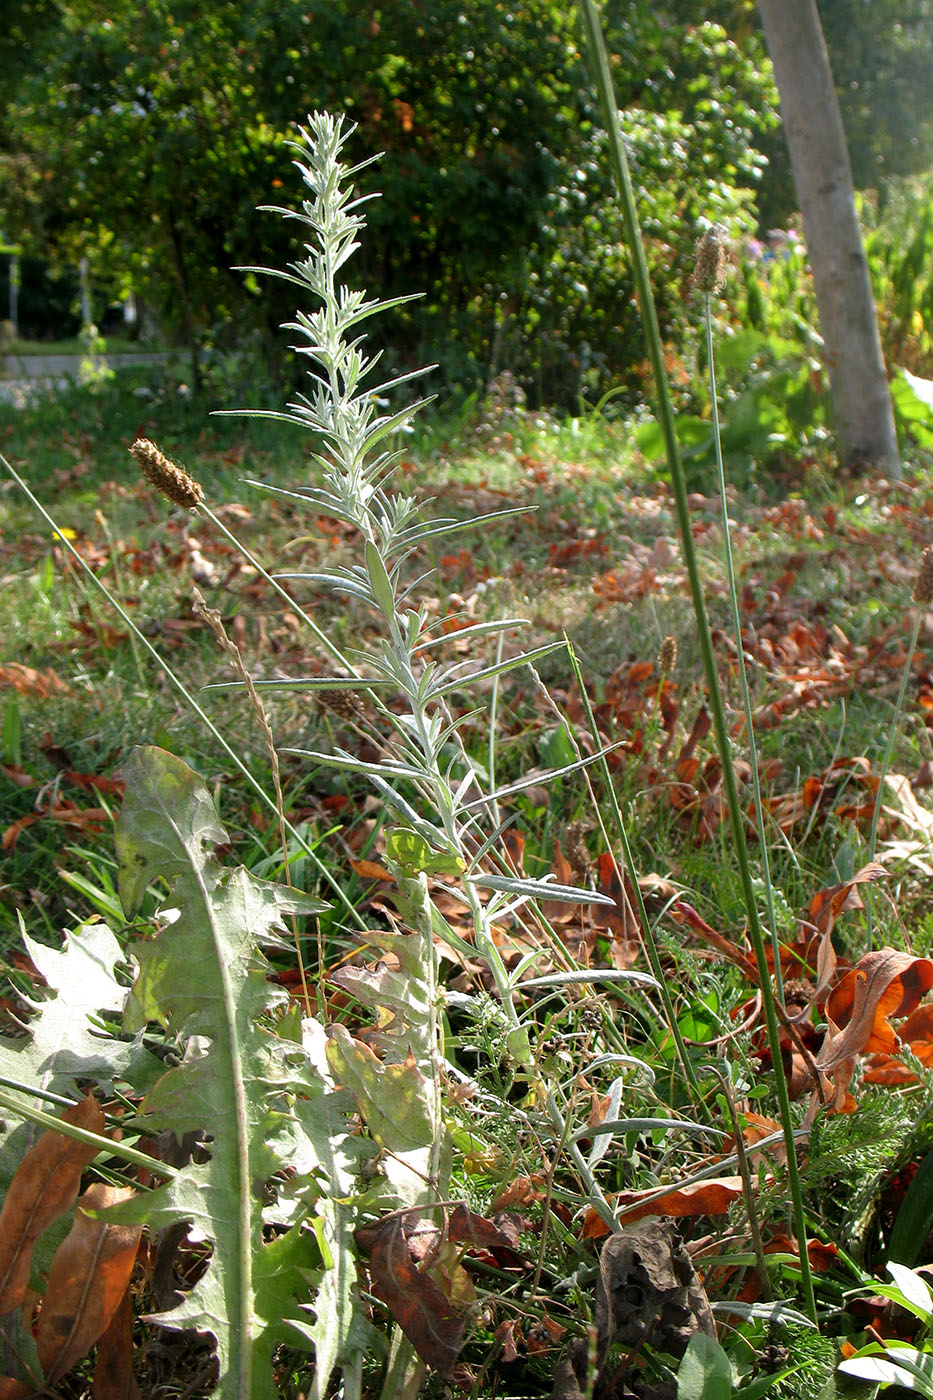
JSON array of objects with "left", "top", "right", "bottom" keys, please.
[
  {"left": 230, "top": 112, "right": 605, "bottom": 921},
  {"left": 222, "top": 113, "right": 635, "bottom": 1384}
]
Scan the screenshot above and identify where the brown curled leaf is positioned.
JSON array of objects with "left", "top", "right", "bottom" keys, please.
[
  {"left": 355, "top": 1214, "right": 464, "bottom": 1376},
  {"left": 808, "top": 862, "right": 888, "bottom": 939},
  {"left": 0, "top": 1093, "right": 105, "bottom": 1315},
  {"left": 823, "top": 948, "right": 933, "bottom": 1061}
]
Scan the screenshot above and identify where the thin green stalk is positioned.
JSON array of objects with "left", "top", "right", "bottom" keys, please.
[
  {"left": 198, "top": 501, "right": 359, "bottom": 676},
  {"left": 711, "top": 1065, "right": 772, "bottom": 1302},
  {"left": 561, "top": 643, "right": 709, "bottom": 1113},
  {"left": 576, "top": 0, "right": 815, "bottom": 1322},
  {"left": 487, "top": 629, "right": 505, "bottom": 827},
  {"left": 704, "top": 291, "right": 784, "bottom": 1001},
  {"left": 0, "top": 1087, "right": 175, "bottom": 1178},
  {"left": 865, "top": 607, "right": 923, "bottom": 945},
  {"left": 97, "top": 506, "right": 147, "bottom": 691},
  {"left": 0, "top": 450, "right": 368, "bottom": 933}
]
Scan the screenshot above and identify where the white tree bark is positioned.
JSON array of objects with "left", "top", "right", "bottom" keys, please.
[{"left": 758, "top": 0, "right": 900, "bottom": 478}]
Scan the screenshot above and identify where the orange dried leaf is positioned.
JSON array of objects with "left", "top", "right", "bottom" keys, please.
[
  {"left": 582, "top": 1177, "right": 746, "bottom": 1238},
  {"left": 900, "top": 1002, "right": 933, "bottom": 1045},
  {"left": 37, "top": 1184, "right": 141, "bottom": 1385},
  {"left": 0, "top": 1094, "right": 105, "bottom": 1314},
  {"left": 491, "top": 1174, "right": 546, "bottom": 1212},
  {"left": 615, "top": 1176, "right": 745, "bottom": 1224},
  {"left": 764, "top": 1233, "right": 839, "bottom": 1273},
  {"left": 865, "top": 1003, "right": 933, "bottom": 1084},
  {"left": 349, "top": 858, "right": 392, "bottom": 882},
  {"left": 1, "top": 815, "right": 40, "bottom": 851},
  {"left": 808, "top": 862, "right": 888, "bottom": 938},
  {"left": 580, "top": 1209, "right": 612, "bottom": 1242},
  {"left": 824, "top": 948, "right": 933, "bottom": 1058},
  {"left": 92, "top": 1287, "right": 141, "bottom": 1400},
  {"left": 0, "top": 664, "right": 71, "bottom": 698}
]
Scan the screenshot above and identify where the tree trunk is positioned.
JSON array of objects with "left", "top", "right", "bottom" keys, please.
[
  {"left": 757, "top": 0, "right": 900, "bottom": 479},
  {"left": 165, "top": 203, "right": 203, "bottom": 396}
]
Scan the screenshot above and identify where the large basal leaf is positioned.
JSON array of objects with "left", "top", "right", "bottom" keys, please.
[
  {"left": 0, "top": 924, "right": 161, "bottom": 1195},
  {"left": 110, "top": 746, "right": 363, "bottom": 1400}
]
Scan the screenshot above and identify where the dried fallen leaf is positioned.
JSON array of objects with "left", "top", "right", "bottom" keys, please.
[
  {"left": 0, "top": 1095, "right": 105, "bottom": 1314},
  {"left": 764, "top": 1234, "right": 839, "bottom": 1273},
  {"left": 447, "top": 1204, "right": 518, "bottom": 1252},
  {"left": 809, "top": 862, "right": 888, "bottom": 939},
  {"left": 349, "top": 857, "right": 393, "bottom": 882},
  {"left": 824, "top": 949, "right": 933, "bottom": 1058},
  {"left": 355, "top": 1214, "right": 464, "bottom": 1376},
  {"left": 582, "top": 1177, "right": 745, "bottom": 1239},
  {"left": 491, "top": 1174, "right": 546, "bottom": 1212},
  {"left": 865, "top": 1003, "right": 933, "bottom": 1085},
  {"left": 0, "top": 663, "right": 71, "bottom": 698},
  {"left": 2, "top": 800, "right": 111, "bottom": 853},
  {"left": 37, "top": 1183, "right": 141, "bottom": 1385},
  {"left": 92, "top": 1287, "right": 141, "bottom": 1400},
  {"left": 494, "top": 1318, "right": 522, "bottom": 1363},
  {"left": 667, "top": 898, "right": 764, "bottom": 983},
  {"left": 810, "top": 948, "right": 933, "bottom": 1116}
]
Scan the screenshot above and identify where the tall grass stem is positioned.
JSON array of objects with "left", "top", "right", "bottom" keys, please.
[
  {"left": 704, "top": 294, "right": 785, "bottom": 1001},
  {"left": 576, "top": 0, "right": 816, "bottom": 1321},
  {"left": 563, "top": 642, "right": 709, "bottom": 1112}
]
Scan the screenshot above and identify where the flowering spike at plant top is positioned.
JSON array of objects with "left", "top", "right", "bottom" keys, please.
[{"left": 658, "top": 635, "right": 678, "bottom": 673}]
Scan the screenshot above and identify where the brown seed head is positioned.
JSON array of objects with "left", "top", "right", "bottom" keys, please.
[
  {"left": 130, "top": 438, "right": 203, "bottom": 510},
  {"left": 316, "top": 687, "right": 366, "bottom": 721},
  {"left": 692, "top": 224, "right": 732, "bottom": 295},
  {"left": 658, "top": 636, "right": 678, "bottom": 674},
  {"left": 563, "top": 820, "right": 591, "bottom": 880},
  {"left": 914, "top": 546, "right": 933, "bottom": 606}
]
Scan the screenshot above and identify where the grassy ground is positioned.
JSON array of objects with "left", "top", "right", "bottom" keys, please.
[
  {"left": 3, "top": 373, "right": 931, "bottom": 947},
  {"left": 2, "top": 335, "right": 160, "bottom": 359},
  {"left": 3, "top": 369, "right": 933, "bottom": 1393}
]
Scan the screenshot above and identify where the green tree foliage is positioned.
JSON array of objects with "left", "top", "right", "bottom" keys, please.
[
  {"left": 1, "top": 0, "right": 778, "bottom": 404},
  {"left": 820, "top": 0, "right": 933, "bottom": 189},
  {"left": 755, "top": 0, "right": 933, "bottom": 229}
]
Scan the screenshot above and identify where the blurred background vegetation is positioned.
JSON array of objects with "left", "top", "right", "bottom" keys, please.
[{"left": 1, "top": 0, "right": 932, "bottom": 412}]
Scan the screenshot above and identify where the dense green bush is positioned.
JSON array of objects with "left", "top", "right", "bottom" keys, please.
[
  {"left": 862, "top": 181, "right": 933, "bottom": 378},
  {"left": 0, "top": 0, "right": 777, "bottom": 405}
]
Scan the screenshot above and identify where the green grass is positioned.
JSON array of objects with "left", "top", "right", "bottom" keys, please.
[
  {"left": 3, "top": 375, "right": 933, "bottom": 945},
  {"left": 4, "top": 335, "right": 162, "bottom": 357}
]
